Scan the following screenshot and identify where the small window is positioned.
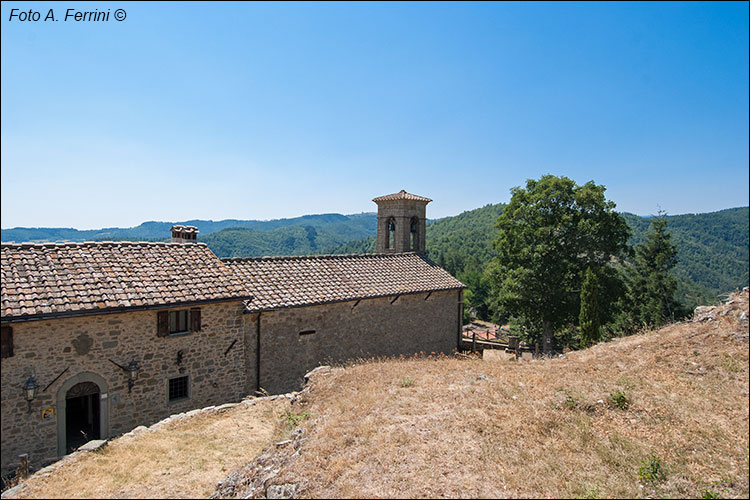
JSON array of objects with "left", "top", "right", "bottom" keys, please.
[
  {"left": 1, "top": 326, "right": 13, "bottom": 358},
  {"left": 157, "top": 309, "right": 201, "bottom": 337},
  {"left": 168, "top": 376, "right": 189, "bottom": 401},
  {"left": 169, "top": 310, "right": 188, "bottom": 334},
  {"left": 299, "top": 329, "right": 316, "bottom": 336}
]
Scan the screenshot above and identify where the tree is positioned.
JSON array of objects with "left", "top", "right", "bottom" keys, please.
[
  {"left": 628, "top": 211, "right": 683, "bottom": 328},
  {"left": 579, "top": 267, "right": 600, "bottom": 347},
  {"left": 486, "top": 175, "right": 630, "bottom": 353},
  {"left": 459, "top": 270, "right": 491, "bottom": 322}
]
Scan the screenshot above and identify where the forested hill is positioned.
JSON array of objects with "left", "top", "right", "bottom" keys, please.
[
  {"left": 620, "top": 209, "right": 749, "bottom": 305},
  {"left": 200, "top": 221, "right": 375, "bottom": 259},
  {"left": 327, "top": 205, "right": 749, "bottom": 307}
]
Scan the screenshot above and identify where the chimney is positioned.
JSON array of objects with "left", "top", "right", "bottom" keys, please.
[{"left": 170, "top": 225, "right": 199, "bottom": 243}]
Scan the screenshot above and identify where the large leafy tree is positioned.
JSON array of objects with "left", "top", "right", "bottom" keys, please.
[
  {"left": 627, "top": 212, "right": 684, "bottom": 327},
  {"left": 579, "top": 267, "right": 601, "bottom": 347},
  {"left": 486, "top": 175, "right": 630, "bottom": 353}
]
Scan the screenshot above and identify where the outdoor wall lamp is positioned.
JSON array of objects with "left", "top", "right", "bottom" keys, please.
[
  {"left": 24, "top": 376, "right": 37, "bottom": 413},
  {"left": 108, "top": 358, "right": 140, "bottom": 393},
  {"left": 126, "top": 359, "right": 140, "bottom": 393}
]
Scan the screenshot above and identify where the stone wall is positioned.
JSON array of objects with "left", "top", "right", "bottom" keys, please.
[
  {"left": 251, "top": 289, "right": 461, "bottom": 394},
  {"left": 0, "top": 301, "right": 248, "bottom": 474}
]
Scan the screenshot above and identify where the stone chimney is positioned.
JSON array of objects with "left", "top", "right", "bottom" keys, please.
[{"left": 170, "top": 225, "right": 199, "bottom": 243}]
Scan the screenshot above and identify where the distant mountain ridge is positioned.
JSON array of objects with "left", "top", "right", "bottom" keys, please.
[
  {"left": 2, "top": 206, "right": 747, "bottom": 307},
  {"left": 0, "top": 213, "right": 377, "bottom": 243}
]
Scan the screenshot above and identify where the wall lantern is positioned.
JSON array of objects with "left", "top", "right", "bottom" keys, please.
[
  {"left": 108, "top": 358, "right": 141, "bottom": 393},
  {"left": 126, "top": 359, "right": 140, "bottom": 393},
  {"left": 24, "top": 376, "right": 37, "bottom": 413}
]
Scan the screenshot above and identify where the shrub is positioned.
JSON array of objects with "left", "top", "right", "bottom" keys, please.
[
  {"left": 700, "top": 488, "right": 721, "bottom": 499},
  {"left": 565, "top": 394, "right": 579, "bottom": 410},
  {"left": 284, "top": 410, "right": 311, "bottom": 428},
  {"left": 638, "top": 455, "right": 665, "bottom": 483},
  {"left": 398, "top": 377, "right": 416, "bottom": 388},
  {"left": 610, "top": 390, "right": 630, "bottom": 410}
]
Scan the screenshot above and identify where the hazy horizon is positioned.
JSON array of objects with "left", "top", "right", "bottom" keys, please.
[
  {"left": 2, "top": 2, "right": 748, "bottom": 229},
  {"left": 2, "top": 203, "right": 748, "bottom": 233}
]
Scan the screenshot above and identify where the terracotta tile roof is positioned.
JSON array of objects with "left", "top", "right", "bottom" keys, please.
[
  {"left": 1, "top": 242, "right": 252, "bottom": 321},
  {"left": 372, "top": 190, "right": 432, "bottom": 203},
  {"left": 223, "top": 252, "right": 465, "bottom": 312},
  {"left": 462, "top": 323, "right": 503, "bottom": 341}
]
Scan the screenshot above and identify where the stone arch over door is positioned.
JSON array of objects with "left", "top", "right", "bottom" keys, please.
[{"left": 56, "top": 372, "right": 109, "bottom": 457}]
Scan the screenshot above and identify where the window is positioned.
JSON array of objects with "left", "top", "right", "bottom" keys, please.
[
  {"left": 157, "top": 308, "right": 201, "bottom": 337},
  {"left": 299, "top": 329, "right": 316, "bottom": 336},
  {"left": 168, "top": 376, "right": 189, "bottom": 401},
  {"left": 169, "top": 310, "right": 188, "bottom": 334},
  {"left": 1, "top": 326, "right": 12, "bottom": 358}
]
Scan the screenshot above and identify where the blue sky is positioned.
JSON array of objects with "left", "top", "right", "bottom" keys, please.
[{"left": 1, "top": 1, "right": 748, "bottom": 229}]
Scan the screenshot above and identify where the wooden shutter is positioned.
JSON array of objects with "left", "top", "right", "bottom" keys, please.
[
  {"left": 1, "top": 326, "right": 13, "bottom": 358},
  {"left": 157, "top": 311, "right": 169, "bottom": 337},
  {"left": 190, "top": 308, "right": 201, "bottom": 332}
]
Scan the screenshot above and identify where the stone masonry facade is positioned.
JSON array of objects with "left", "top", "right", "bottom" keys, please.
[
  {"left": 251, "top": 290, "right": 462, "bottom": 394},
  {"left": 1, "top": 301, "right": 248, "bottom": 473}
]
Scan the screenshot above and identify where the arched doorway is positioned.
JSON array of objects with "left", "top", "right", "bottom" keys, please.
[
  {"left": 56, "top": 372, "right": 109, "bottom": 456},
  {"left": 65, "top": 382, "right": 100, "bottom": 453}
]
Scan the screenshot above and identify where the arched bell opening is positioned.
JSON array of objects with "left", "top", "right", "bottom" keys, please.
[
  {"left": 410, "top": 216, "right": 419, "bottom": 251},
  {"left": 386, "top": 217, "right": 396, "bottom": 250}
]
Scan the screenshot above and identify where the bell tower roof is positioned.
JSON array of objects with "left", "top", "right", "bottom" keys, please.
[{"left": 372, "top": 190, "right": 432, "bottom": 203}]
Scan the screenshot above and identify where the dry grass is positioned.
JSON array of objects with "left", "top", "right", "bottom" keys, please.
[
  {"left": 13, "top": 397, "right": 290, "bottom": 499},
  {"left": 12, "top": 291, "right": 749, "bottom": 499},
  {"left": 273, "top": 291, "right": 749, "bottom": 498}
]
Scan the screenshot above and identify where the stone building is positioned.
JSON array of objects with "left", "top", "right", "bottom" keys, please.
[{"left": 1, "top": 190, "right": 464, "bottom": 475}]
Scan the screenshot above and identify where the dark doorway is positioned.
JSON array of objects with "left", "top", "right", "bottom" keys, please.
[{"left": 65, "top": 381, "right": 100, "bottom": 453}]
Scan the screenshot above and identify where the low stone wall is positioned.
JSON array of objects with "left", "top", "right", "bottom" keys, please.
[{"left": 211, "top": 366, "right": 332, "bottom": 500}]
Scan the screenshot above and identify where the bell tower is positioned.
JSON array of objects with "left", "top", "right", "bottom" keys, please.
[{"left": 373, "top": 190, "right": 431, "bottom": 253}]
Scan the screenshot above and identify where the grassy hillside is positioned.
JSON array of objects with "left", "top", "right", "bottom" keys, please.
[
  {"left": 10, "top": 291, "right": 747, "bottom": 499},
  {"left": 218, "top": 289, "right": 749, "bottom": 499}
]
